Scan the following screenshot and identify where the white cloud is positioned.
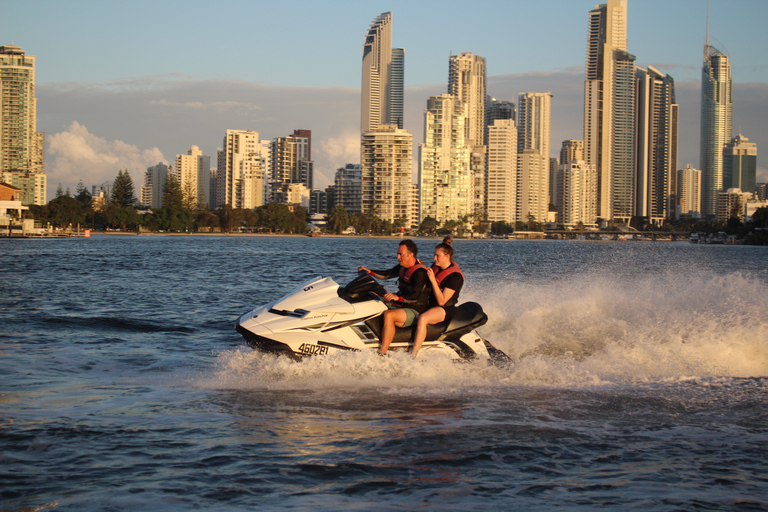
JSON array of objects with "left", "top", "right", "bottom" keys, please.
[
  {"left": 47, "top": 121, "right": 166, "bottom": 196},
  {"left": 318, "top": 132, "right": 361, "bottom": 184}
]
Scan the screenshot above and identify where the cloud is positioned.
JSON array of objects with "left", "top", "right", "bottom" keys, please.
[
  {"left": 319, "top": 132, "right": 361, "bottom": 169},
  {"left": 150, "top": 98, "right": 263, "bottom": 113},
  {"left": 47, "top": 121, "right": 165, "bottom": 195}
]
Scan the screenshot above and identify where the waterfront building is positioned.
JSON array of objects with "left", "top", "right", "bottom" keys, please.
[
  {"left": 309, "top": 189, "right": 327, "bottom": 215},
  {"left": 270, "top": 130, "right": 313, "bottom": 202},
  {"left": 635, "top": 66, "right": 679, "bottom": 224},
  {"left": 0, "top": 45, "right": 46, "bottom": 205},
  {"left": 419, "top": 95, "right": 471, "bottom": 225},
  {"left": 677, "top": 164, "right": 702, "bottom": 219},
  {"left": 700, "top": 41, "right": 733, "bottom": 217},
  {"left": 557, "top": 160, "right": 597, "bottom": 228},
  {"left": 716, "top": 188, "right": 752, "bottom": 222},
  {"left": 215, "top": 130, "right": 265, "bottom": 209},
  {"left": 175, "top": 145, "right": 211, "bottom": 210},
  {"left": 723, "top": 133, "right": 757, "bottom": 194},
  {"left": 610, "top": 51, "right": 637, "bottom": 222},
  {"left": 0, "top": 182, "right": 27, "bottom": 228},
  {"left": 485, "top": 97, "right": 516, "bottom": 145},
  {"left": 448, "top": 52, "right": 487, "bottom": 220},
  {"left": 449, "top": 53, "right": 487, "bottom": 147},
  {"left": 142, "top": 162, "right": 168, "bottom": 209},
  {"left": 517, "top": 92, "right": 552, "bottom": 225},
  {"left": 334, "top": 164, "right": 362, "bottom": 214},
  {"left": 361, "top": 125, "right": 413, "bottom": 226},
  {"left": 486, "top": 119, "right": 518, "bottom": 224},
  {"left": 361, "top": 12, "right": 404, "bottom": 133},
  {"left": 517, "top": 149, "right": 550, "bottom": 225},
  {"left": 583, "top": 0, "right": 628, "bottom": 221}
]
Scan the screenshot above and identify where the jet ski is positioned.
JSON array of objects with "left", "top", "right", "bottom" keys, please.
[{"left": 235, "top": 270, "right": 510, "bottom": 363}]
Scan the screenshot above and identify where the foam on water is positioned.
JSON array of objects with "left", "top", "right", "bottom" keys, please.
[{"left": 199, "top": 270, "right": 768, "bottom": 392}]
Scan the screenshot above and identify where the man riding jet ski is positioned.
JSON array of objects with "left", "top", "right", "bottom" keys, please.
[{"left": 235, "top": 270, "right": 509, "bottom": 363}]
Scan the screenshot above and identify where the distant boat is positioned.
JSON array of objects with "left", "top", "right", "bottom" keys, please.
[{"left": 689, "top": 233, "right": 700, "bottom": 244}]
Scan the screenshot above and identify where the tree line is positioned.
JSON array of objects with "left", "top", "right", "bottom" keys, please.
[
  {"left": 25, "top": 169, "right": 768, "bottom": 242},
  {"left": 28, "top": 170, "right": 308, "bottom": 234}
]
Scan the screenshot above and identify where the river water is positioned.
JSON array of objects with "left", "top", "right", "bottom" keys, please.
[{"left": 1, "top": 235, "right": 766, "bottom": 511}]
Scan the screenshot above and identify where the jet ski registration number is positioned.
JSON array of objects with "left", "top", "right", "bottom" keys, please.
[{"left": 298, "top": 343, "right": 329, "bottom": 356}]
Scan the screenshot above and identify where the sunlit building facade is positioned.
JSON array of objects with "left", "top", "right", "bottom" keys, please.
[
  {"left": 419, "top": 95, "right": 471, "bottom": 225},
  {"left": 0, "top": 45, "right": 46, "bottom": 205},
  {"left": 583, "top": 0, "right": 628, "bottom": 220},
  {"left": 700, "top": 43, "right": 732, "bottom": 217},
  {"left": 361, "top": 125, "right": 413, "bottom": 226}
]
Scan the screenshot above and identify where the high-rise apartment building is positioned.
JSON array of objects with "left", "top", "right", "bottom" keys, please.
[
  {"left": 142, "top": 162, "right": 168, "bottom": 208},
  {"left": 583, "top": 0, "right": 628, "bottom": 221},
  {"left": 334, "top": 164, "right": 362, "bottom": 214},
  {"left": 271, "top": 130, "right": 313, "bottom": 203},
  {"left": 723, "top": 133, "right": 757, "bottom": 194},
  {"left": 700, "top": 41, "right": 732, "bottom": 217},
  {"left": 419, "top": 95, "right": 471, "bottom": 225},
  {"left": 677, "top": 164, "right": 702, "bottom": 218},
  {"left": 635, "top": 66, "right": 678, "bottom": 224},
  {"left": 560, "top": 140, "right": 585, "bottom": 164},
  {"left": 175, "top": 145, "right": 211, "bottom": 209},
  {"left": 0, "top": 45, "right": 46, "bottom": 205},
  {"left": 610, "top": 51, "right": 636, "bottom": 222},
  {"left": 361, "top": 12, "right": 404, "bottom": 133},
  {"left": 557, "top": 160, "right": 598, "bottom": 228},
  {"left": 361, "top": 125, "right": 413, "bottom": 226},
  {"left": 486, "top": 119, "right": 517, "bottom": 224},
  {"left": 449, "top": 53, "right": 487, "bottom": 220},
  {"left": 448, "top": 53, "right": 487, "bottom": 147},
  {"left": 517, "top": 92, "right": 552, "bottom": 225},
  {"left": 215, "top": 130, "right": 266, "bottom": 209}
]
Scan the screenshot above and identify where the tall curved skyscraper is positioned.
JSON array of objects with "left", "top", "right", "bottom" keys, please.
[
  {"left": 699, "top": 43, "right": 732, "bottom": 218},
  {"left": 361, "top": 12, "right": 404, "bottom": 133}
]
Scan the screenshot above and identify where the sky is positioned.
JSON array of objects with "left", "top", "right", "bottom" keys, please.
[{"left": 3, "top": 0, "right": 767, "bottom": 200}]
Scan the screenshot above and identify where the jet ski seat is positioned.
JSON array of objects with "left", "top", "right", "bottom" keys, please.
[{"left": 364, "top": 302, "right": 487, "bottom": 343}]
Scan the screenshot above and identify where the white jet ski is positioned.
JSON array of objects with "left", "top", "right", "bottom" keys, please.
[{"left": 235, "top": 271, "right": 509, "bottom": 363}]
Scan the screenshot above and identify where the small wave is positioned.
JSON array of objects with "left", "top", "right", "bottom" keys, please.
[{"left": 42, "top": 315, "right": 196, "bottom": 333}]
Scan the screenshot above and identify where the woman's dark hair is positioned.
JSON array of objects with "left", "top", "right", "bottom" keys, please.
[{"left": 435, "top": 235, "right": 454, "bottom": 262}]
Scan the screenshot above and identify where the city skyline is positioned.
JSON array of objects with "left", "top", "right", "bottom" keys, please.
[{"left": 2, "top": 0, "right": 766, "bottom": 200}]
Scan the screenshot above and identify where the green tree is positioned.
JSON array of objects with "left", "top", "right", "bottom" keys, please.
[
  {"left": 162, "top": 173, "right": 184, "bottom": 210},
  {"left": 325, "top": 205, "right": 350, "bottom": 234},
  {"left": 419, "top": 216, "right": 438, "bottom": 235},
  {"left": 111, "top": 170, "right": 137, "bottom": 207}
]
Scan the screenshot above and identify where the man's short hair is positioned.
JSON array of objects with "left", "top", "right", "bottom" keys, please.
[{"left": 399, "top": 239, "right": 418, "bottom": 257}]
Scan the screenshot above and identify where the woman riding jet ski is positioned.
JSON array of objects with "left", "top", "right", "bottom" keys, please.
[{"left": 235, "top": 270, "right": 509, "bottom": 363}]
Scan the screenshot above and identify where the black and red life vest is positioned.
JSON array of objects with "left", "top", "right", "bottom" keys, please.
[{"left": 431, "top": 262, "right": 463, "bottom": 286}]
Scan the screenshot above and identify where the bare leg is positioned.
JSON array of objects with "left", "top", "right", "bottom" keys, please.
[
  {"left": 379, "top": 309, "right": 407, "bottom": 355},
  {"left": 411, "top": 307, "right": 447, "bottom": 357}
]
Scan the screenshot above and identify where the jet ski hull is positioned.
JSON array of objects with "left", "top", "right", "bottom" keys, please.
[{"left": 235, "top": 273, "right": 509, "bottom": 362}]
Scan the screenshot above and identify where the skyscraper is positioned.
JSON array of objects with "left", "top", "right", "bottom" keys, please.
[
  {"left": 723, "top": 133, "right": 757, "bottom": 194},
  {"left": 215, "top": 129, "right": 265, "bottom": 209},
  {"left": 361, "top": 125, "right": 413, "bottom": 226},
  {"left": 175, "top": 145, "right": 211, "bottom": 209},
  {"left": 677, "top": 164, "right": 702, "bottom": 218},
  {"left": 636, "top": 66, "right": 679, "bottom": 224},
  {"left": 486, "top": 119, "right": 517, "bottom": 224},
  {"left": 419, "top": 95, "right": 471, "bottom": 225},
  {"left": 700, "top": 40, "right": 732, "bottom": 217},
  {"left": 448, "top": 52, "right": 487, "bottom": 220},
  {"left": 0, "top": 45, "right": 46, "bottom": 205},
  {"left": 517, "top": 92, "right": 552, "bottom": 224},
  {"left": 583, "top": 0, "right": 628, "bottom": 220},
  {"left": 361, "top": 13, "right": 405, "bottom": 133}
]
